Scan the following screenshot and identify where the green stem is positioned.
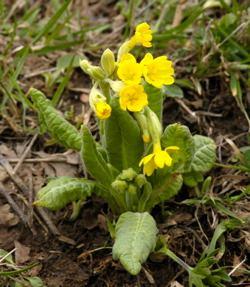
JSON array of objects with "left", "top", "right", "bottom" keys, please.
[
  {"left": 159, "top": 247, "right": 193, "bottom": 273},
  {"left": 214, "top": 162, "right": 249, "bottom": 172}
]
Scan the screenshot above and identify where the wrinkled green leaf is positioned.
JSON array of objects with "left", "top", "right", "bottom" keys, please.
[
  {"left": 29, "top": 88, "right": 81, "bottom": 151},
  {"left": 104, "top": 99, "right": 143, "bottom": 172},
  {"left": 191, "top": 135, "right": 216, "bottom": 173},
  {"left": 113, "top": 212, "right": 158, "bottom": 275},
  {"left": 35, "top": 176, "right": 95, "bottom": 210},
  {"left": 161, "top": 123, "right": 194, "bottom": 172},
  {"left": 81, "top": 125, "right": 113, "bottom": 187},
  {"left": 149, "top": 173, "right": 183, "bottom": 209}
]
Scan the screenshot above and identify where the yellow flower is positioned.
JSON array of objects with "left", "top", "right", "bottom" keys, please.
[
  {"left": 119, "top": 84, "right": 148, "bottom": 112},
  {"left": 94, "top": 101, "right": 111, "bottom": 120},
  {"left": 117, "top": 53, "right": 142, "bottom": 85},
  {"left": 139, "top": 143, "right": 179, "bottom": 176},
  {"left": 131, "top": 22, "right": 153, "bottom": 48},
  {"left": 140, "top": 53, "right": 174, "bottom": 88}
]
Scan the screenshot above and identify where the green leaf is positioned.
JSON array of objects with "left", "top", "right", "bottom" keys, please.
[
  {"left": 161, "top": 123, "right": 195, "bottom": 172},
  {"left": 191, "top": 135, "right": 216, "bottom": 173},
  {"left": 113, "top": 212, "right": 158, "bottom": 275},
  {"left": 163, "top": 84, "right": 184, "bottom": 99},
  {"left": 201, "top": 219, "right": 242, "bottom": 259},
  {"left": 144, "top": 84, "right": 163, "bottom": 120},
  {"left": 26, "top": 277, "right": 45, "bottom": 287},
  {"left": 240, "top": 146, "right": 250, "bottom": 169},
  {"left": 29, "top": 88, "right": 81, "bottom": 151},
  {"left": 104, "top": 99, "right": 143, "bottom": 172},
  {"left": 149, "top": 173, "right": 183, "bottom": 209},
  {"left": 34, "top": 177, "right": 95, "bottom": 210},
  {"left": 81, "top": 125, "right": 113, "bottom": 187},
  {"left": 0, "top": 249, "right": 14, "bottom": 264},
  {"left": 183, "top": 171, "right": 204, "bottom": 187}
]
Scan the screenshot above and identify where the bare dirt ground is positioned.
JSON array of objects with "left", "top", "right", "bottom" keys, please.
[{"left": 0, "top": 1, "right": 249, "bottom": 286}]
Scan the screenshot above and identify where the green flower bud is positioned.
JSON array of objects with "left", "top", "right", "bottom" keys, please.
[
  {"left": 91, "top": 67, "right": 105, "bottom": 80},
  {"left": 119, "top": 168, "right": 137, "bottom": 181},
  {"left": 127, "top": 184, "right": 137, "bottom": 194},
  {"left": 111, "top": 180, "right": 128, "bottom": 192},
  {"left": 135, "top": 174, "right": 147, "bottom": 188},
  {"left": 134, "top": 112, "right": 151, "bottom": 143},
  {"left": 145, "top": 107, "right": 162, "bottom": 144},
  {"left": 101, "top": 49, "right": 116, "bottom": 76},
  {"left": 79, "top": 59, "right": 105, "bottom": 80}
]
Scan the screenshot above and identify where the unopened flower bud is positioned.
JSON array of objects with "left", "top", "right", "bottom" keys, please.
[
  {"left": 135, "top": 174, "right": 147, "bottom": 188},
  {"left": 101, "top": 49, "right": 116, "bottom": 76},
  {"left": 119, "top": 168, "right": 137, "bottom": 181},
  {"left": 134, "top": 112, "right": 151, "bottom": 143},
  {"left": 128, "top": 184, "right": 137, "bottom": 194},
  {"left": 79, "top": 59, "right": 105, "bottom": 80},
  {"left": 89, "top": 86, "right": 111, "bottom": 120},
  {"left": 112, "top": 180, "right": 128, "bottom": 192},
  {"left": 91, "top": 66, "right": 105, "bottom": 80},
  {"left": 145, "top": 107, "right": 162, "bottom": 143}
]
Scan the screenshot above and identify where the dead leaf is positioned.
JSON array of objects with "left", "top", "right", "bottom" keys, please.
[
  {"left": 14, "top": 240, "right": 30, "bottom": 264},
  {"left": 0, "top": 204, "right": 19, "bottom": 226},
  {"left": 82, "top": 209, "right": 98, "bottom": 230},
  {"left": 166, "top": 212, "right": 193, "bottom": 226},
  {"left": 0, "top": 143, "right": 17, "bottom": 158}
]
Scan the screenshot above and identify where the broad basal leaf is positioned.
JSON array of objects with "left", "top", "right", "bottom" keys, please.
[
  {"left": 81, "top": 125, "right": 113, "bottom": 187},
  {"left": 29, "top": 88, "right": 81, "bottom": 151},
  {"left": 104, "top": 99, "right": 143, "bottom": 172},
  {"left": 113, "top": 212, "right": 158, "bottom": 275},
  {"left": 34, "top": 176, "right": 95, "bottom": 210},
  {"left": 148, "top": 173, "right": 183, "bottom": 209},
  {"left": 161, "top": 123, "right": 194, "bottom": 172},
  {"left": 191, "top": 135, "right": 216, "bottom": 173}
]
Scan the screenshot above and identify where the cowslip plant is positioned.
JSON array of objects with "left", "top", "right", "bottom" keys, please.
[{"left": 28, "top": 23, "right": 217, "bottom": 276}]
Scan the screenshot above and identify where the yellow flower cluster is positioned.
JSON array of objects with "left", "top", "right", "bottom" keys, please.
[{"left": 116, "top": 23, "right": 174, "bottom": 113}]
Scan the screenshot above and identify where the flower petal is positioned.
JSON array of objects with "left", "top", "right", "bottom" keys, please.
[
  {"left": 165, "top": 146, "right": 180, "bottom": 152},
  {"left": 143, "top": 159, "right": 156, "bottom": 176}
]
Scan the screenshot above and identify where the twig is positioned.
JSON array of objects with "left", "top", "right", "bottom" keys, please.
[
  {"left": 0, "top": 248, "right": 16, "bottom": 264},
  {"left": 195, "top": 111, "right": 222, "bottom": 117},
  {"left": 35, "top": 207, "right": 60, "bottom": 236},
  {"left": 0, "top": 155, "right": 30, "bottom": 197},
  {"left": 13, "top": 133, "right": 38, "bottom": 173},
  {"left": 175, "top": 99, "right": 198, "bottom": 120},
  {"left": 0, "top": 183, "right": 28, "bottom": 226},
  {"left": 228, "top": 256, "right": 246, "bottom": 276}
]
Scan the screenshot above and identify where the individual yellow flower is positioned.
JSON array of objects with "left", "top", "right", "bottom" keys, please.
[
  {"left": 139, "top": 142, "right": 179, "bottom": 176},
  {"left": 119, "top": 84, "right": 148, "bottom": 112},
  {"left": 94, "top": 101, "right": 111, "bottom": 120},
  {"left": 140, "top": 53, "right": 174, "bottom": 88},
  {"left": 117, "top": 53, "right": 142, "bottom": 85},
  {"left": 131, "top": 22, "right": 153, "bottom": 48}
]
